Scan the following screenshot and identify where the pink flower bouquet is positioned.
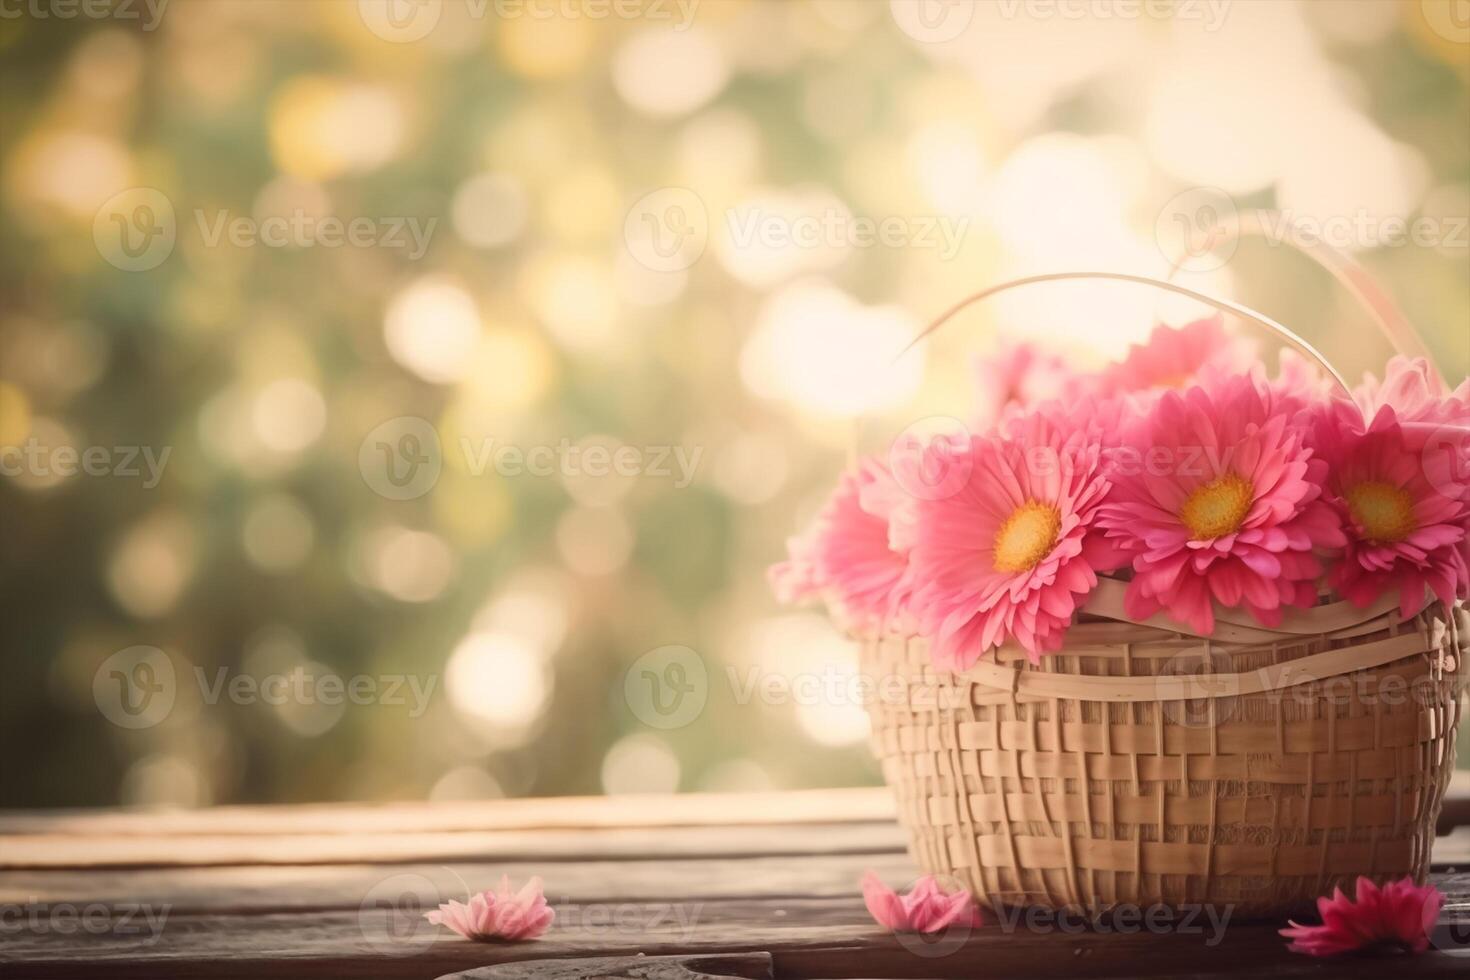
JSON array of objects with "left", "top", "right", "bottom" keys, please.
[
  {"left": 773, "top": 274, "right": 1467, "bottom": 919},
  {"left": 773, "top": 318, "right": 1470, "bottom": 667}
]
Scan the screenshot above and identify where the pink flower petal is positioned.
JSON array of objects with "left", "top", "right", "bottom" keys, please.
[{"left": 1280, "top": 875, "right": 1442, "bottom": 957}]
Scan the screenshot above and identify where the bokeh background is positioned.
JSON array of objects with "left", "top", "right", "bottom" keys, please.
[{"left": 2, "top": 0, "right": 1467, "bottom": 809}]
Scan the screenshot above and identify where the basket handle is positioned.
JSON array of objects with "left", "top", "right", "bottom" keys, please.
[
  {"left": 1171, "top": 209, "right": 1442, "bottom": 383},
  {"left": 902, "top": 271, "right": 1354, "bottom": 395},
  {"left": 902, "top": 210, "right": 1443, "bottom": 393}
]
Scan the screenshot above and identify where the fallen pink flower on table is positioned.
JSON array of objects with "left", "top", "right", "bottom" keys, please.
[
  {"left": 424, "top": 875, "right": 554, "bottom": 942},
  {"left": 1280, "top": 876, "right": 1443, "bottom": 956},
  {"left": 862, "top": 871, "right": 983, "bottom": 934}
]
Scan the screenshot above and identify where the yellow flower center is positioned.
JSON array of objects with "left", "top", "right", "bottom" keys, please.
[
  {"left": 993, "top": 500, "right": 1062, "bottom": 573},
  {"left": 1179, "top": 473, "right": 1254, "bottom": 540},
  {"left": 1345, "top": 481, "right": 1416, "bottom": 544}
]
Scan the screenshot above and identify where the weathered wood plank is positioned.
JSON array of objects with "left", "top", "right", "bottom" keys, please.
[
  {"left": 4, "top": 833, "right": 1463, "bottom": 915},
  {"left": 0, "top": 822, "right": 907, "bottom": 870},
  {"left": 447, "top": 954, "right": 774, "bottom": 980},
  {"left": 7, "top": 775, "right": 1460, "bottom": 840},
  {"left": 0, "top": 789, "right": 895, "bottom": 838},
  {"left": 2, "top": 879, "right": 1466, "bottom": 980},
  {"left": 0, "top": 852, "right": 916, "bottom": 912}
]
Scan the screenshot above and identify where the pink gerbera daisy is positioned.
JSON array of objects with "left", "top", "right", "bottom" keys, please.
[
  {"left": 1354, "top": 356, "right": 1470, "bottom": 508},
  {"left": 768, "top": 457, "right": 915, "bottom": 632},
  {"left": 1101, "top": 315, "right": 1257, "bottom": 398},
  {"left": 1281, "top": 876, "right": 1443, "bottom": 957},
  {"left": 1356, "top": 355, "right": 1470, "bottom": 436},
  {"left": 1099, "top": 375, "right": 1345, "bottom": 635},
  {"left": 1311, "top": 398, "right": 1469, "bottom": 617},
  {"left": 908, "top": 409, "right": 1121, "bottom": 667},
  {"left": 971, "top": 342, "right": 1075, "bottom": 430}
]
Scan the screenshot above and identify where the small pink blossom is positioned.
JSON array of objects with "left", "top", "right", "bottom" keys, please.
[
  {"left": 1311, "top": 398, "right": 1469, "bottom": 617},
  {"left": 424, "top": 875, "right": 554, "bottom": 942},
  {"left": 768, "top": 530, "right": 823, "bottom": 605},
  {"left": 1101, "top": 315, "right": 1257, "bottom": 398},
  {"left": 862, "top": 872, "right": 983, "bottom": 934},
  {"left": 972, "top": 343, "right": 1075, "bottom": 430},
  {"left": 768, "top": 457, "right": 916, "bottom": 632},
  {"left": 1281, "top": 876, "right": 1443, "bottom": 956},
  {"left": 1355, "top": 356, "right": 1470, "bottom": 441}
]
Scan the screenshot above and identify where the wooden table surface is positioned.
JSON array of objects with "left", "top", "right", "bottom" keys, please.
[{"left": 2, "top": 786, "right": 1468, "bottom": 979}]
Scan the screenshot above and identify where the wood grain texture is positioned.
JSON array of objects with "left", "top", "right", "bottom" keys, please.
[
  {"left": 3, "top": 886, "right": 1468, "bottom": 980},
  {"left": 1, "top": 788, "right": 1467, "bottom": 979},
  {"left": 0, "top": 788, "right": 895, "bottom": 837},
  {"left": 444, "top": 953, "right": 775, "bottom": 980},
  {"left": 0, "top": 852, "right": 920, "bottom": 911},
  {"left": 0, "top": 822, "right": 907, "bottom": 870}
]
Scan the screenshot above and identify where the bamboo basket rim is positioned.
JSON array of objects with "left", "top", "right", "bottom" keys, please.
[{"left": 863, "top": 584, "right": 1460, "bottom": 704}]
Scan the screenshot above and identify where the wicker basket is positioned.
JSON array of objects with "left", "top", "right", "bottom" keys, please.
[
  {"left": 855, "top": 222, "right": 1467, "bottom": 918},
  {"left": 861, "top": 583, "right": 1466, "bottom": 918}
]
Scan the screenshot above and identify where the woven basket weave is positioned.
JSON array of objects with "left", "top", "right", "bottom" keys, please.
[{"left": 860, "top": 582, "right": 1466, "bottom": 917}]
